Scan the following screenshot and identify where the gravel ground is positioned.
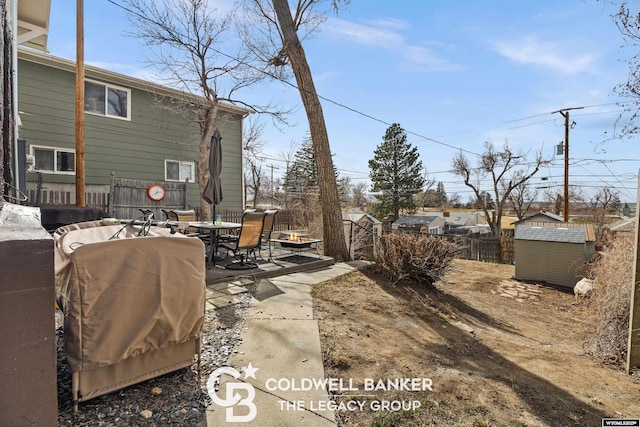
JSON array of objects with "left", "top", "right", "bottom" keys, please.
[{"left": 56, "top": 284, "right": 254, "bottom": 426}]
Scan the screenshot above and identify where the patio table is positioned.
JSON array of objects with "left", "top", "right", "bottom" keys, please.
[{"left": 167, "top": 221, "right": 241, "bottom": 267}]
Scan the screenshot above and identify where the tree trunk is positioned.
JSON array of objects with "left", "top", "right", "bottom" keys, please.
[
  {"left": 272, "top": 0, "right": 349, "bottom": 261},
  {"left": 199, "top": 104, "right": 218, "bottom": 221}
]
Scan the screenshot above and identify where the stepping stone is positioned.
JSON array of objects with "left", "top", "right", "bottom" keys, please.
[{"left": 209, "top": 294, "right": 242, "bottom": 308}]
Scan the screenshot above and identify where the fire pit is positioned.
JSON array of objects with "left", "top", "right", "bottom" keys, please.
[{"left": 277, "top": 232, "right": 313, "bottom": 249}]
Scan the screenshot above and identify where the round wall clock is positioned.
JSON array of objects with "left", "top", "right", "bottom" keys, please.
[{"left": 146, "top": 184, "right": 166, "bottom": 202}]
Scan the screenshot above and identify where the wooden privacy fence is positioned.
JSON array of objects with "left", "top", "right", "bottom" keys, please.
[
  {"left": 452, "top": 235, "right": 514, "bottom": 264},
  {"left": 25, "top": 173, "right": 109, "bottom": 211},
  {"left": 108, "top": 176, "right": 188, "bottom": 220},
  {"left": 216, "top": 209, "right": 294, "bottom": 234}
]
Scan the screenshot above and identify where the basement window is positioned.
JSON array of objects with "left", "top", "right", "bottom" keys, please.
[{"left": 31, "top": 145, "right": 76, "bottom": 174}]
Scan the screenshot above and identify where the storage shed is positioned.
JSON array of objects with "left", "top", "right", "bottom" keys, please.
[
  {"left": 514, "top": 222, "right": 596, "bottom": 289},
  {"left": 342, "top": 211, "right": 382, "bottom": 260}
]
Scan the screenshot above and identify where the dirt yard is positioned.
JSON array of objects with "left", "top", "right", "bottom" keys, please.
[{"left": 312, "top": 259, "right": 640, "bottom": 426}]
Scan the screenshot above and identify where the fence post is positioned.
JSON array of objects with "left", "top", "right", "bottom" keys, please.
[
  {"left": 35, "top": 172, "right": 43, "bottom": 205},
  {"left": 108, "top": 172, "right": 115, "bottom": 217}
]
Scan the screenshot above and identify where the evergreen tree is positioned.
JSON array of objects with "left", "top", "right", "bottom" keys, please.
[
  {"left": 282, "top": 137, "right": 318, "bottom": 202},
  {"left": 368, "top": 123, "right": 426, "bottom": 222},
  {"left": 282, "top": 136, "right": 345, "bottom": 225},
  {"left": 436, "top": 182, "right": 448, "bottom": 207}
]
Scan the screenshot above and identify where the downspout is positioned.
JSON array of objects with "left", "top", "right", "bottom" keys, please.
[
  {"left": 240, "top": 112, "right": 250, "bottom": 210},
  {"left": 10, "top": 0, "right": 19, "bottom": 201}
]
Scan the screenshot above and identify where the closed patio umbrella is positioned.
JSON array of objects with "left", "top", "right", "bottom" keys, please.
[{"left": 202, "top": 128, "right": 223, "bottom": 221}]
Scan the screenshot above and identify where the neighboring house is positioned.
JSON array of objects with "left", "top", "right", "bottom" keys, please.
[
  {"left": 342, "top": 210, "right": 382, "bottom": 260},
  {"left": 514, "top": 211, "right": 564, "bottom": 225},
  {"left": 447, "top": 224, "right": 491, "bottom": 236},
  {"left": 17, "top": 48, "right": 249, "bottom": 213},
  {"left": 514, "top": 222, "right": 596, "bottom": 289},
  {"left": 391, "top": 215, "right": 446, "bottom": 235},
  {"left": 442, "top": 211, "right": 478, "bottom": 233}
]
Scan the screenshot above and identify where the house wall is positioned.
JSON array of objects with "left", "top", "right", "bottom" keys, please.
[
  {"left": 514, "top": 240, "right": 592, "bottom": 288},
  {"left": 17, "top": 54, "right": 244, "bottom": 212}
]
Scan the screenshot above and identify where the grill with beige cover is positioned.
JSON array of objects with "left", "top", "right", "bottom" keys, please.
[{"left": 54, "top": 221, "right": 205, "bottom": 410}]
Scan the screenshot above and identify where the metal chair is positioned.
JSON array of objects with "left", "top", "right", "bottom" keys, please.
[
  {"left": 219, "top": 211, "right": 267, "bottom": 270},
  {"left": 258, "top": 209, "right": 278, "bottom": 260},
  {"left": 163, "top": 209, "right": 207, "bottom": 240}
]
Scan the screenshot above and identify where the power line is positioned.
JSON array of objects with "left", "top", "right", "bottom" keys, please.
[{"left": 102, "top": 0, "right": 638, "bottom": 201}]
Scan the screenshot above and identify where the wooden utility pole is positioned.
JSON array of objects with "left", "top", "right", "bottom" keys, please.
[
  {"left": 627, "top": 172, "right": 640, "bottom": 373},
  {"left": 267, "top": 164, "right": 279, "bottom": 207},
  {"left": 75, "top": 0, "right": 85, "bottom": 206},
  {"left": 552, "top": 107, "right": 583, "bottom": 222}
]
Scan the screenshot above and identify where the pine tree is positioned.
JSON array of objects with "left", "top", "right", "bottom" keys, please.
[
  {"left": 368, "top": 123, "right": 426, "bottom": 222},
  {"left": 283, "top": 137, "right": 318, "bottom": 203},
  {"left": 436, "top": 182, "right": 448, "bottom": 207},
  {"left": 282, "top": 136, "right": 344, "bottom": 226}
]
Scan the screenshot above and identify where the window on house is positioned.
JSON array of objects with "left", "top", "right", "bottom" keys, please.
[
  {"left": 31, "top": 145, "right": 76, "bottom": 174},
  {"left": 429, "top": 227, "right": 439, "bottom": 235},
  {"left": 85, "top": 80, "right": 130, "bottom": 120},
  {"left": 165, "top": 160, "right": 195, "bottom": 182}
]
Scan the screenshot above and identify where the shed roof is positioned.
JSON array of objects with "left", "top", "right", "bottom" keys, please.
[
  {"left": 342, "top": 211, "right": 381, "bottom": 224},
  {"left": 515, "top": 222, "right": 596, "bottom": 243}
]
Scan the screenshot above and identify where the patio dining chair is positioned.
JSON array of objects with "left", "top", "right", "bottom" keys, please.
[
  {"left": 163, "top": 209, "right": 208, "bottom": 240},
  {"left": 258, "top": 209, "right": 278, "bottom": 260},
  {"left": 219, "top": 211, "right": 267, "bottom": 270}
]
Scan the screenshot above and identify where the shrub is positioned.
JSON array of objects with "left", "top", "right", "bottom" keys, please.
[
  {"left": 583, "top": 233, "right": 633, "bottom": 365},
  {"left": 373, "top": 233, "right": 459, "bottom": 286}
]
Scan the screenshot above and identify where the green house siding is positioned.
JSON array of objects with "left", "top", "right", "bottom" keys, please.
[{"left": 18, "top": 51, "right": 245, "bottom": 212}]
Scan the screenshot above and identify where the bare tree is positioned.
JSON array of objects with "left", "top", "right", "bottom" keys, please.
[
  {"left": 506, "top": 180, "right": 538, "bottom": 220},
  {"left": 542, "top": 187, "right": 583, "bottom": 216},
  {"left": 121, "top": 0, "right": 286, "bottom": 219},
  {"left": 351, "top": 181, "right": 368, "bottom": 209},
  {"left": 452, "top": 140, "right": 547, "bottom": 237},
  {"left": 611, "top": 3, "right": 640, "bottom": 139},
  {"left": 243, "top": 0, "right": 350, "bottom": 261},
  {"left": 589, "top": 186, "right": 621, "bottom": 239},
  {"left": 243, "top": 118, "right": 267, "bottom": 207}
]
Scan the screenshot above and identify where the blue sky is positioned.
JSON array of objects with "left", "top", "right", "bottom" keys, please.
[{"left": 46, "top": 0, "right": 639, "bottom": 204}]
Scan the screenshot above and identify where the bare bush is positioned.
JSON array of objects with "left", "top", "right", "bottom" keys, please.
[
  {"left": 373, "top": 233, "right": 459, "bottom": 286},
  {"left": 584, "top": 233, "right": 634, "bottom": 365}
]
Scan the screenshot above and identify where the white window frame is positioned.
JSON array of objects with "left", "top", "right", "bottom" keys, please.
[
  {"left": 164, "top": 159, "right": 195, "bottom": 183},
  {"left": 30, "top": 145, "right": 76, "bottom": 175},
  {"left": 84, "top": 79, "right": 132, "bottom": 121},
  {"left": 429, "top": 227, "right": 439, "bottom": 235}
]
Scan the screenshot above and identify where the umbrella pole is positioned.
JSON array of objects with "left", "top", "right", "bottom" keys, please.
[{"left": 210, "top": 203, "right": 225, "bottom": 263}]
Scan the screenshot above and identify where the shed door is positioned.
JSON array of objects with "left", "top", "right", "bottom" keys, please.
[{"left": 515, "top": 240, "right": 584, "bottom": 288}]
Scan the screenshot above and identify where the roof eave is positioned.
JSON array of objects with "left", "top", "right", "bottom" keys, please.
[{"left": 17, "top": 47, "right": 252, "bottom": 116}]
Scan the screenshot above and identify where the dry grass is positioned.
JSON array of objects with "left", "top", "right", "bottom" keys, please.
[{"left": 583, "top": 233, "right": 634, "bottom": 365}]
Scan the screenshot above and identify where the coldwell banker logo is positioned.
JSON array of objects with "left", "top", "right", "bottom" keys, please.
[
  {"left": 207, "top": 363, "right": 259, "bottom": 422},
  {"left": 207, "top": 361, "right": 434, "bottom": 423}
]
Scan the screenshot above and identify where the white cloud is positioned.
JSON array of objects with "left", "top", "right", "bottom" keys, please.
[
  {"left": 366, "top": 17, "right": 411, "bottom": 31},
  {"left": 490, "top": 35, "right": 597, "bottom": 74},
  {"left": 325, "top": 18, "right": 461, "bottom": 72}
]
